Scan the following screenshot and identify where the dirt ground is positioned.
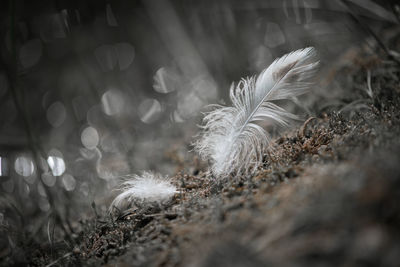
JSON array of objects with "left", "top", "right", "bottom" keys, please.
[{"left": 4, "top": 39, "right": 400, "bottom": 266}]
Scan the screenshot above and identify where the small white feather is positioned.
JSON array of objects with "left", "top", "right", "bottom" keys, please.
[
  {"left": 110, "top": 171, "right": 177, "bottom": 211},
  {"left": 195, "top": 47, "right": 319, "bottom": 177}
]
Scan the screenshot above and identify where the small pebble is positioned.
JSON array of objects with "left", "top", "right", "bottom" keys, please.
[
  {"left": 73, "top": 247, "right": 81, "bottom": 254},
  {"left": 319, "top": 145, "right": 327, "bottom": 151}
]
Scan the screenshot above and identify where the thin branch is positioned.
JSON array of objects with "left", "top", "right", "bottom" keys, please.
[{"left": 340, "top": 0, "right": 400, "bottom": 66}]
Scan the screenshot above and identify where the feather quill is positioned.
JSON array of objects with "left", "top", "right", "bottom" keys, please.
[
  {"left": 195, "top": 47, "right": 319, "bottom": 177},
  {"left": 109, "top": 171, "right": 177, "bottom": 211}
]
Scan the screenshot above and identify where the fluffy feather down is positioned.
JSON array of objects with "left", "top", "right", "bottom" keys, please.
[
  {"left": 110, "top": 171, "right": 177, "bottom": 211},
  {"left": 195, "top": 47, "right": 319, "bottom": 177}
]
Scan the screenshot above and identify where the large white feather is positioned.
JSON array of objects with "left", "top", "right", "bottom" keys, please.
[{"left": 195, "top": 47, "right": 319, "bottom": 177}]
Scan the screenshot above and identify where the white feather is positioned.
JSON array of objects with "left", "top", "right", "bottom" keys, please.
[
  {"left": 110, "top": 171, "right": 177, "bottom": 211},
  {"left": 195, "top": 47, "right": 319, "bottom": 177}
]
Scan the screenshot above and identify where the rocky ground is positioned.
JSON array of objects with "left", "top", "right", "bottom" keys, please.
[{"left": 4, "top": 39, "right": 400, "bottom": 267}]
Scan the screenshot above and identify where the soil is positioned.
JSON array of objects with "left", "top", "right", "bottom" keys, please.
[{"left": 3, "top": 42, "right": 400, "bottom": 266}]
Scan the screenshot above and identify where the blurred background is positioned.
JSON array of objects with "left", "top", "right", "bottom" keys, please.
[{"left": 0, "top": 0, "right": 398, "bottom": 236}]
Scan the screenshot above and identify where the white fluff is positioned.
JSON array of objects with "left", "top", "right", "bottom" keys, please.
[
  {"left": 195, "top": 47, "right": 319, "bottom": 177},
  {"left": 110, "top": 171, "right": 177, "bottom": 211}
]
